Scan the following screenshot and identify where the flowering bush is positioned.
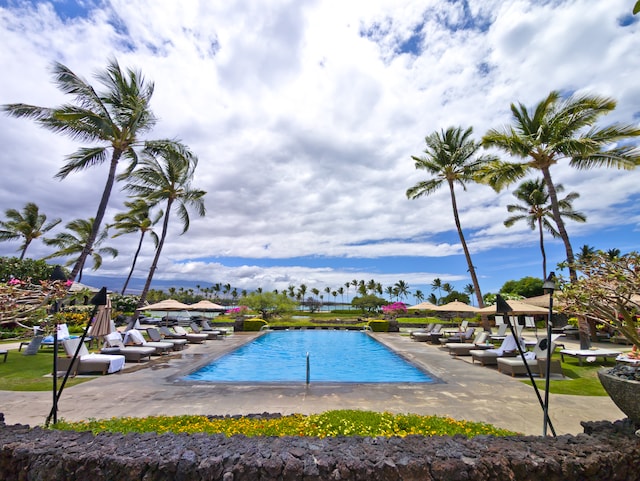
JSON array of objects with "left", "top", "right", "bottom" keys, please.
[
  {"left": 381, "top": 302, "right": 407, "bottom": 318},
  {"left": 228, "top": 305, "right": 249, "bottom": 316},
  {"left": 0, "top": 277, "right": 71, "bottom": 327}
]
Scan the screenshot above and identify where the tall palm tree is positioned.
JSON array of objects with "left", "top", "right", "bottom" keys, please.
[
  {"left": 0, "top": 202, "right": 61, "bottom": 259},
  {"left": 44, "top": 218, "right": 117, "bottom": 282},
  {"left": 111, "top": 198, "right": 163, "bottom": 294},
  {"left": 504, "top": 178, "right": 586, "bottom": 279},
  {"left": 407, "top": 126, "right": 495, "bottom": 312},
  {"left": 482, "top": 90, "right": 640, "bottom": 283},
  {"left": 2, "top": 59, "right": 191, "bottom": 282},
  {"left": 414, "top": 289, "right": 425, "bottom": 304},
  {"left": 606, "top": 248, "right": 621, "bottom": 260},
  {"left": 431, "top": 278, "right": 443, "bottom": 304},
  {"left": 123, "top": 148, "right": 206, "bottom": 310},
  {"left": 463, "top": 284, "right": 475, "bottom": 305},
  {"left": 394, "top": 280, "right": 410, "bottom": 301}
]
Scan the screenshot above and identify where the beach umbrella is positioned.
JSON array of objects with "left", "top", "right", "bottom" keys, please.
[
  {"left": 91, "top": 296, "right": 115, "bottom": 345},
  {"left": 187, "top": 300, "right": 225, "bottom": 311},
  {"left": 429, "top": 300, "right": 479, "bottom": 313},
  {"left": 140, "top": 299, "right": 190, "bottom": 311},
  {"left": 477, "top": 299, "right": 550, "bottom": 315},
  {"left": 407, "top": 301, "right": 438, "bottom": 310}
]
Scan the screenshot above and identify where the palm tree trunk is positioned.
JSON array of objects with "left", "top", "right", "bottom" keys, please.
[
  {"left": 69, "top": 150, "right": 122, "bottom": 282},
  {"left": 540, "top": 167, "right": 591, "bottom": 348},
  {"left": 135, "top": 199, "right": 173, "bottom": 311},
  {"left": 122, "top": 231, "right": 146, "bottom": 295},
  {"left": 447, "top": 181, "right": 487, "bottom": 328},
  {"left": 537, "top": 218, "right": 547, "bottom": 279}
]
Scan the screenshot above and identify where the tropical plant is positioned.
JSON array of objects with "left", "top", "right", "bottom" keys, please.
[
  {"left": 0, "top": 203, "right": 61, "bottom": 260},
  {"left": 2, "top": 59, "right": 191, "bottom": 282},
  {"left": 408, "top": 126, "right": 496, "bottom": 313},
  {"left": 123, "top": 147, "right": 205, "bottom": 310},
  {"left": 504, "top": 179, "right": 585, "bottom": 278},
  {"left": 394, "top": 280, "right": 410, "bottom": 301},
  {"left": 111, "top": 199, "right": 162, "bottom": 294},
  {"left": 0, "top": 257, "right": 61, "bottom": 283},
  {"left": 241, "top": 291, "right": 296, "bottom": 319},
  {"left": 557, "top": 251, "right": 640, "bottom": 353},
  {"left": 482, "top": 90, "right": 640, "bottom": 284},
  {"left": 500, "top": 276, "right": 544, "bottom": 298},
  {"left": 44, "top": 218, "right": 117, "bottom": 282}
]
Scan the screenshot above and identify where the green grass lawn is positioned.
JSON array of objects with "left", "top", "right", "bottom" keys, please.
[
  {"left": 0, "top": 348, "right": 92, "bottom": 391},
  {"left": 522, "top": 355, "right": 614, "bottom": 396}
]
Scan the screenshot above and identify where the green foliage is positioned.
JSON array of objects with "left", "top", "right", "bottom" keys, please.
[
  {"left": 110, "top": 294, "right": 140, "bottom": 313},
  {"left": 367, "top": 320, "right": 389, "bottom": 332},
  {"left": 0, "top": 257, "right": 61, "bottom": 283},
  {"left": 500, "top": 276, "right": 544, "bottom": 298},
  {"left": 351, "top": 294, "right": 386, "bottom": 313},
  {"left": 53, "top": 409, "right": 517, "bottom": 437},
  {"left": 242, "top": 318, "right": 268, "bottom": 331},
  {"left": 440, "top": 291, "right": 470, "bottom": 304},
  {"left": 241, "top": 291, "right": 297, "bottom": 319}
]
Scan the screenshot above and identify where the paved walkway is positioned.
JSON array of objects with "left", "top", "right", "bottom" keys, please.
[{"left": 0, "top": 332, "right": 629, "bottom": 436}]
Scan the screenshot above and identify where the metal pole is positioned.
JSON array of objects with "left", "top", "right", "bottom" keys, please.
[
  {"left": 306, "top": 352, "right": 310, "bottom": 385},
  {"left": 52, "top": 321, "right": 58, "bottom": 425},
  {"left": 543, "top": 290, "right": 554, "bottom": 437}
]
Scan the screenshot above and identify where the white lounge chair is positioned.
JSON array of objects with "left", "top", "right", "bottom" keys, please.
[
  {"left": 497, "top": 337, "right": 558, "bottom": 377},
  {"left": 470, "top": 334, "right": 521, "bottom": 366},
  {"left": 59, "top": 338, "right": 125, "bottom": 375},
  {"left": 103, "top": 332, "right": 155, "bottom": 362},
  {"left": 124, "top": 329, "right": 173, "bottom": 355}
]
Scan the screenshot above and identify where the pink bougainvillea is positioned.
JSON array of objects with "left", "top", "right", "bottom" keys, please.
[{"left": 382, "top": 302, "right": 407, "bottom": 317}]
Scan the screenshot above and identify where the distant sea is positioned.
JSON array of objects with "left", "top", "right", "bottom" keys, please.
[{"left": 81, "top": 274, "right": 206, "bottom": 295}]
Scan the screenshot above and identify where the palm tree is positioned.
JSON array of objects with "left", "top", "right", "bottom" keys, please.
[
  {"left": 504, "top": 179, "right": 586, "bottom": 279},
  {"left": 111, "top": 198, "right": 163, "bottom": 294},
  {"left": 2, "top": 59, "right": 191, "bottom": 282},
  {"left": 463, "top": 284, "right": 475, "bottom": 305},
  {"left": 431, "top": 278, "right": 443, "bottom": 304},
  {"left": 44, "top": 218, "right": 117, "bottom": 282},
  {"left": 576, "top": 244, "right": 597, "bottom": 263},
  {"left": 385, "top": 286, "right": 395, "bottom": 301},
  {"left": 123, "top": 147, "right": 206, "bottom": 310},
  {"left": 394, "top": 280, "right": 410, "bottom": 301},
  {"left": 407, "top": 126, "right": 495, "bottom": 311},
  {"left": 606, "top": 248, "right": 621, "bottom": 260},
  {"left": 0, "top": 202, "right": 61, "bottom": 259},
  {"left": 482, "top": 90, "right": 640, "bottom": 282},
  {"left": 414, "top": 290, "right": 425, "bottom": 304}
]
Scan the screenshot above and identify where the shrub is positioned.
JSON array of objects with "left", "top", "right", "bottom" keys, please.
[
  {"left": 367, "top": 320, "right": 389, "bottom": 332},
  {"left": 243, "top": 318, "right": 268, "bottom": 331}
]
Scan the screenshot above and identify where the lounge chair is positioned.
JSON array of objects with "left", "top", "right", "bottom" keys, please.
[
  {"left": 410, "top": 324, "right": 434, "bottom": 340},
  {"left": 190, "top": 322, "right": 220, "bottom": 340},
  {"left": 147, "top": 327, "right": 187, "bottom": 350},
  {"left": 19, "top": 335, "right": 44, "bottom": 355},
  {"left": 123, "top": 329, "right": 173, "bottom": 355},
  {"left": 59, "top": 338, "right": 125, "bottom": 375},
  {"left": 200, "top": 320, "right": 229, "bottom": 336},
  {"left": 102, "top": 332, "right": 155, "bottom": 362},
  {"left": 172, "top": 325, "right": 208, "bottom": 344},
  {"left": 489, "top": 323, "right": 508, "bottom": 341},
  {"left": 470, "top": 334, "right": 521, "bottom": 366},
  {"left": 439, "top": 327, "right": 475, "bottom": 344},
  {"left": 497, "top": 337, "right": 557, "bottom": 377},
  {"left": 0, "top": 349, "right": 7, "bottom": 362},
  {"left": 412, "top": 324, "right": 442, "bottom": 342},
  {"left": 446, "top": 331, "right": 491, "bottom": 357}
]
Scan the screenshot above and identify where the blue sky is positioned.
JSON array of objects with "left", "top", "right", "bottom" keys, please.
[{"left": 0, "top": 0, "right": 639, "bottom": 302}]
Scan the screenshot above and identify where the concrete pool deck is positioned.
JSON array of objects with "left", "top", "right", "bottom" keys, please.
[{"left": 0, "top": 331, "right": 628, "bottom": 436}]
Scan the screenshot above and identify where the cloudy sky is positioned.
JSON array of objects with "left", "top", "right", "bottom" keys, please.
[{"left": 1, "top": 0, "right": 639, "bottom": 301}]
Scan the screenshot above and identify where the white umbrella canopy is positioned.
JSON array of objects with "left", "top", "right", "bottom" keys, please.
[
  {"left": 140, "top": 299, "right": 190, "bottom": 311},
  {"left": 429, "top": 300, "right": 479, "bottom": 313},
  {"left": 187, "top": 300, "right": 225, "bottom": 311},
  {"left": 407, "top": 301, "right": 438, "bottom": 310},
  {"left": 477, "top": 299, "right": 550, "bottom": 315}
]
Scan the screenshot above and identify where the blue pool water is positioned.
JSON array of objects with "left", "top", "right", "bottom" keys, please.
[{"left": 182, "top": 330, "right": 433, "bottom": 383}]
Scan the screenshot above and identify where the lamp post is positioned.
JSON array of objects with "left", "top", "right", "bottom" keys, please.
[
  {"left": 542, "top": 272, "right": 557, "bottom": 437},
  {"left": 49, "top": 265, "right": 67, "bottom": 426}
]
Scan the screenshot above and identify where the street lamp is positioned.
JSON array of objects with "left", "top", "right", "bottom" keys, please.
[{"left": 542, "top": 272, "right": 557, "bottom": 437}]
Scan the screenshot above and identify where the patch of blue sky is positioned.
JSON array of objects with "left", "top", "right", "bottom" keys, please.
[
  {"left": 617, "top": 13, "right": 637, "bottom": 27},
  {"left": 435, "top": 0, "right": 492, "bottom": 34},
  {"left": 1, "top": 0, "right": 98, "bottom": 20},
  {"left": 396, "top": 25, "right": 424, "bottom": 56}
]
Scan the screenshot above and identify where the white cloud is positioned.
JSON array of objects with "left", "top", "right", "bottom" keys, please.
[{"left": 0, "top": 0, "right": 639, "bottom": 295}]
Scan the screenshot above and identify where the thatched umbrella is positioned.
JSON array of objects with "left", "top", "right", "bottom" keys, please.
[{"left": 407, "top": 301, "right": 438, "bottom": 310}]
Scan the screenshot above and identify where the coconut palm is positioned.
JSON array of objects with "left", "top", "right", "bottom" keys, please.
[
  {"left": 0, "top": 202, "right": 61, "bottom": 259},
  {"left": 431, "top": 278, "right": 443, "bottom": 304},
  {"left": 44, "top": 218, "right": 117, "bottom": 282},
  {"left": 414, "top": 290, "right": 425, "bottom": 304},
  {"left": 2, "top": 59, "right": 191, "bottom": 282},
  {"left": 504, "top": 179, "right": 586, "bottom": 279},
  {"left": 482, "top": 91, "right": 640, "bottom": 282},
  {"left": 123, "top": 148, "right": 206, "bottom": 310},
  {"left": 111, "top": 198, "right": 163, "bottom": 294},
  {"left": 394, "top": 280, "right": 410, "bottom": 301},
  {"left": 408, "top": 127, "right": 496, "bottom": 311}
]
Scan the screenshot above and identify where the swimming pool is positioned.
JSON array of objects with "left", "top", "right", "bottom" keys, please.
[{"left": 182, "top": 330, "right": 434, "bottom": 383}]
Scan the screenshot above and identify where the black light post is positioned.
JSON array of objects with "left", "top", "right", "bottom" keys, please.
[
  {"left": 496, "top": 295, "right": 556, "bottom": 437},
  {"left": 49, "top": 265, "right": 67, "bottom": 426},
  {"left": 542, "top": 272, "right": 557, "bottom": 437}
]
